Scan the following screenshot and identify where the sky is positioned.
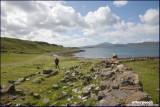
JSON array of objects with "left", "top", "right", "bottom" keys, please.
[{"left": 1, "top": 1, "right": 159, "bottom": 47}]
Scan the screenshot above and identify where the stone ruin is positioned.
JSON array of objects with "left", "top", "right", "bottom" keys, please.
[{"left": 96, "top": 61, "right": 154, "bottom": 106}]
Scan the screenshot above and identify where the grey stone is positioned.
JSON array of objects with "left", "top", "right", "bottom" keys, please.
[
  {"left": 53, "top": 84, "right": 59, "bottom": 89},
  {"left": 51, "top": 102, "right": 59, "bottom": 106},
  {"left": 112, "top": 84, "right": 119, "bottom": 89},
  {"left": 18, "top": 78, "right": 25, "bottom": 82},
  {"left": 36, "top": 72, "right": 40, "bottom": 74},
  {"left": 91, "top": 93, "right": 98, "bottom": 100},
  {"left": 33, "top": 79, "right": 41, "bottom": 84},
  {"left": 1, "top": 85, "right": 15, "bottom": 94},
  {"left": 33, "top": 93, "right": 40, "bottom": 98},
  {"left": 96, "top": 96, "right": 121, "bottom": 106},
  {"left": 112, "top": 54, "right": 118, "bottom": 58},
  {"left": 63, "top": 86, "right": 68, "bottom": 89},
  {"left": 43, "top": 69, "right": 52, "bottom": 74},
  {"left": 15, "top": 103, "right": 22, "bottom": 106},
  {"left": 98, "top": 91, "right": 105, "bottom": 101},
  {"left": 64, "top": 71, "right": 70, "bottom": 75},
  {"left": 8, "top": 80, "right": 16, "bottom": 84},
  {"left": 111, "top": 90, "right": 127, "bottom": 98},
  {"left": 14, "top": 81, "right": 21, "bottom": 85},
  {"left": 82, "top": 86, "right": 91, "bottom": 96},
  {"left": 1, "top": 85, "right": 9, "bottom": 89},
  {"left": 95, "top": 87, "right": 100, "bottom": 95},
  {"left": 43, "top": 98, "right": 50, "bottom": 104}
]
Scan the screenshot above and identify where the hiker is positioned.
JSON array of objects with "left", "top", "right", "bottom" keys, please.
[{"left": 55, "top": 58, "right": 59, "bottom": 69}]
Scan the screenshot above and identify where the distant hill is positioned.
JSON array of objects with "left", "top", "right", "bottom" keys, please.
[
  {"left": 1, "top": 37, "right": 74, "bottom": 54},
  {"left": 81, "top": 41, "right": 159, "bottom": 48}
]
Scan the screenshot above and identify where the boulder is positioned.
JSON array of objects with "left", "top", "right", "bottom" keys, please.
[
  {"left": 53, "top": 84, "right": 59, "bottom": 89},
  {"left": 112, "top": 54, "right": 118, "bottom": 58},
  {"left": 1, "top": 85, "right": 15, "bottom": 95},
  {"left": 52, "top": 70, "right": 58, "bottom": 75},
  {"left": 43, "top": 98, "right": 50, "bottom": 104},
  {"left": 18, "top": 78, "right": 25, "bottom": 82},
  {"left": 91, "top": 93, "right": 98, "bottom": 100},
  {"left": 14, "top": 81, "right": 21, "bottom": 85},
  {"left": 111, "top": 90, "right": 127, "bottom": 98},
  {"left": 8, "top": 80, "right": 16, "bottom": 84},
  {"left": 33, "top": 93, "right": 40, "bottom": 98},
  {"left": 33, "top": 79, "right": 41, "bottom": 84},
  {"left": 36, "top": 72, "right": 40, "bottom": 74},
  {"left": 64, "top": 71, "right": 70, "bottom": 75},
  {"left": 96, "top": 95, "right": 121, "bottom": 106},
  {"left": 15, "top": 103, "right": 22, "bottom": 106},
  {"left": 63, "top": 86, "right": 68, "bottom": 89},
  {"left": 51, "top": 102, "right": 59, "bottom": 106},
  {"left": 129, "top": 91, "right": 152, "bottom": 102},
  {"left": 1, "top": 85, "right": 9, "bottom": 89},
  {"left": 98, "top": 91, "right": 105, "bottom": 101},
  {"left": 43, "top": 69, "right": 52, "bottom": 74},
  {"left": 95, "top": 87, "right": 100, "bottom": 95},
  {"left": 82, "top": 86, "right": 91, "bottom": 96}
]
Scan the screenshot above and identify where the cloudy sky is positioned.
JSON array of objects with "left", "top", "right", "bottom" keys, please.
[{"left": 1, "top": 1, "right": 159, "bottom": 47}]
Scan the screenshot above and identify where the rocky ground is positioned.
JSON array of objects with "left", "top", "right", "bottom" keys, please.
[{"left": 0, "top": 56, "right": 159, "bottom": 106}]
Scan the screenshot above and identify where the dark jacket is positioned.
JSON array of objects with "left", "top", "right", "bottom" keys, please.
[{"left": 55, "top": 58, "right": 59, "bottom": 65}]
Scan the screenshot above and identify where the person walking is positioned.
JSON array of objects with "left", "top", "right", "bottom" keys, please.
[{"left": 55, "top": 58, "right": 59, "bottom": 69}]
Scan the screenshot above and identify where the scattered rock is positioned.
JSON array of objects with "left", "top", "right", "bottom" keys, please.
[
  {"left": 15, "top": 103, "right": 22, "bottom": 106},
  {"left": 82, "top": 86, "right": 91, "bottom": 96},
  {"left": 95, "top": 87, "right": 100, "bottom": 95},
  {"left": 1, "top": 85, "right": 9, "bottom": 89},
  {"left": 96, "top": 95, "right": 121, "bottom": 106},
  {"left": 112, "top": 84, "right": 119, "bottom": 89},
  {"left": 33, "top": 93, "right": 40, "bottom": 98},
  {"left": 64, "top": 71, "right": 70, "bottom": 75},
  {"left": 1, "top": 84, "right": 15, "bottom": 95},
  {"left": 14, "top": 81, "right": 21, "bottom": 85},
  {"left": 36, "top": 72, "right": 40, "bottom": 74},
  {"left": 63, "top": 86, "right": 68, "bottom": 89},
  {"left": 43, "top": 98, "right": 50, "bottom": 104},
  {"left": 67, "top": 98, "right": 71, "bottom": 102},
  {"left": 51, "top": 102, "right": 59, "bottom": 106},
  {"left": 53, "top": 84, "right": 59, "bottom": 89},
  {"left": 15, "top": 89, "right": 23, "bottom": 95},
  {"left": 129, "top": 91, "right": 152, "bottom": 102},
  {"left": 112, "top": 54, "right": 118, "bottom": 58},
  {"left": 18, "top": 78, "right": 25, "bottom": 82},
  {"left": 43, "top": 69, "right": 52, "bottom": 74},
  {"left": 98, "top": 91, "right": 105, "bottom": 101},
  {"left": 33, "top": 79, "right": 41, "bottom": 84},
  {"left": 91, "top": 93, "right": 98, "bottom": 100},
  {"left": 6, "top": 102, "right": 12, "bottom": 106},
  {"left": 8, "top": 80, "right": 16, "bottom": 84}
]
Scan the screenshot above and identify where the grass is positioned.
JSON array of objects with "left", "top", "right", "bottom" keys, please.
[
  {"left": 123, "top": 59, "right": 159, "bottom": 104},
  {"left": 1, "top": 53, "right": 101, "bottom": 106},
  {"left": 1, "top": 37, "right": 74, "bottom": 54}
]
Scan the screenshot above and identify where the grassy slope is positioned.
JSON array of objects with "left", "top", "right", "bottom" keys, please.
[
  {"left": 1, "top": 37, "right": 74, "bottom": 54},
  {"left": 123, "top": 59, "right": 159, "bottom": 104},
  {"left": 1, "top": 53, "right": 101, "bottom": 106}
]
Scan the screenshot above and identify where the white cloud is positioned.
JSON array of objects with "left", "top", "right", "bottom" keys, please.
[
  {"left": 83, "top": 6, "right": 119, "bottom": 36},
  {"left": 1, "top": 1, "right": 159, "bottom": 47},
  {"left": 139, "top": 8, "right": 159, "bottom": 25},
  {"left": 113, "top": 1, "right": 128, "bottom": 7}
]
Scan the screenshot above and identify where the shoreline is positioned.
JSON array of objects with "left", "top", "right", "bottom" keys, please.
[
  {"left": 56, "top": 50, "right": 85, "bottom": 57},
  {"left": 54, "top": 50, "right": 159, "bottom": 61}
]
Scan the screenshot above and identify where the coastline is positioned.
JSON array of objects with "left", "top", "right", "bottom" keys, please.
[
  {"left": 54, "top": 50, "right": 159, "bottom": 61},
  {"left": 56, "top": 50, "right": 85, "bottom": 57}
]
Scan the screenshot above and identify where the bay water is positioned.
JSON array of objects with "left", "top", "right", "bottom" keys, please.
[{"left": 74, "top": 46, "right": 159, "bottom": 58}]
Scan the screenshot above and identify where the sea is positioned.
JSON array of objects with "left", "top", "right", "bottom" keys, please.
[{"left": 74, "top": 46, "right": 159, "bottom": 58}]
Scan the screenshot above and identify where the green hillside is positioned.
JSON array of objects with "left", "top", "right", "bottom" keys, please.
[{"left": 1, "top": 37, "right": 74, "bottom": 54}]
